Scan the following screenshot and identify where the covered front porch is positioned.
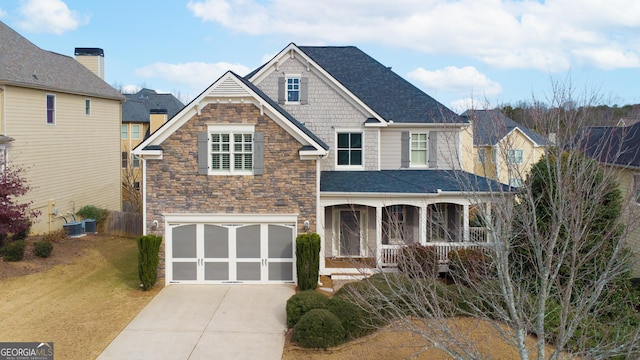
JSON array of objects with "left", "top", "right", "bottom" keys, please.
[
  {"left": 319, "top": 199, "right": 493, "bottom": 276},
  {"left": 319, "top": 170, "right": 501, "bottom": 277}
]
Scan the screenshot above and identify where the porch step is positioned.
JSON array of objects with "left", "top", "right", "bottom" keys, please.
[{"left": 330, "top": 273, "right": 369, "bottom": 281}]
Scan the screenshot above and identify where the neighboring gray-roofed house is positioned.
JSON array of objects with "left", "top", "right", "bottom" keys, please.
[
  {"left": 0, "top": 20, "right": 123, "bottom": 234},
  {"left": 462, "top": 109, "right": 550, "bottom": 186}
]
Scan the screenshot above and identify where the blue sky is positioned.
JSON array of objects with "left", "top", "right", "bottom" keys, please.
[{"left": 1, "top": 0, "right": 639, "bottom": 113}]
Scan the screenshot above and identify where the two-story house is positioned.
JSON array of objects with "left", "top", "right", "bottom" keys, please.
[
  {"left": 463, "top": 109, "right": 549, "bottom": 187},
  {"left": 0, "top": 21, "right": 124, "bottom": 234},
  {"left": 134, "top": 43, "right": 502, "bottom": 285},
  {"left": 121, "top": 88, "right": 183, "bottom": 211}
]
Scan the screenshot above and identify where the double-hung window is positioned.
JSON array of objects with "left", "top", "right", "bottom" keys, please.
[
  {"left": 85, "top": 99, "right": 91, "bottom": 116},
  {"left": 507, "top": 149, "right": 524, "bottom": 164},
  {"left": 634, "top": 174, "right": 640, "bottom": 204},
  {"left": 121, "top": 125, "right": 128, "bottom": 139},
  {"left": 210, "top": 129, "right": 253, "bottom": 174},
  {"left": 46, "top": 94, "right": 55, "bottom": 125},
  {"left": 477, "top": 148, "right": 487, "bottom": 163},
  {"left": 411, "top": 133, "right": 428, "bottom": 166},
  {"left": 121, "top": 152, "right": 128, "bottom": 168},
  {"left": 509, "top": 178, "right": 523, "bottom": 188},
  {"left": 287, "top": 76, "right": 300, "bottom": 102},
  {"left": 337, "top": 132, "right": 363, "bottom": 167},
  {"left": 132, "top": 125, "right": 140, "bottom": 139}
]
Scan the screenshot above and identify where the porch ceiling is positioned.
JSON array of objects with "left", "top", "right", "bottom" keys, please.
[{"left": 320, "top": 170, "right": 507, "bottom": 194}]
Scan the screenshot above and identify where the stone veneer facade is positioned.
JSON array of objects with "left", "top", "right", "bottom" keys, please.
[{"left": 145, "top": 102, "right": 318, "bottom": 281}]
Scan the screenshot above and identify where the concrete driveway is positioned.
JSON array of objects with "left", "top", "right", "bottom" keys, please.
[{"left": 97, "top": 285, "right": 295, "bottom": 360}]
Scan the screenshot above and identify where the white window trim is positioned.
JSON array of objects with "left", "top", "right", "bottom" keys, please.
[
  {"left": 285, "top": 73, "right": 301, "bottom": 105},
  {"left": 207, "top": 124, "right": 255, "bottom": 175},
  {"left": 335, "top": 130, "right": 364, "bottom": 169},
  {"left": 410, "top": 132, "right": 429, "bottom": 168},
  {"left": 477, "top": 148, "right": 487, "bottom": 163},
  {"left": 121, "top": 124, "right": 128, "bottom": 140},
  {"left": 46, "top": 94, "right": 56, "bottom": 125},
  {"left": 634, "top": 173, "right": 640, "bottom": 204}
]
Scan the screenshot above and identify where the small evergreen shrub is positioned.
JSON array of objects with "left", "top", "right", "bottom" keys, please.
[
  {"left": 2, "top": 240, "right": 26, "bottom": 261},
  {"left": 292, "top": 309, "right": 346, "bottom": 349},
  {"left": 295, "top": 233, "right": 321, "bottom": 291},
  {"left": 397, "top": 244, "right": 439, "bottom": 278},
  {"left": 11, "top": 221, "right": 31, "bottom": 241},
  {"left": 137, "top": 235, "right": 163, "bottom": 290},
  {"left": 286, "top": 290, "right": 329, "bottom": 328},
  {"left": 33, "top": 241, "right": 53, "bottom": 258},
  {"left": 327, "top": 295, "right": 378, "bottom": 339}
]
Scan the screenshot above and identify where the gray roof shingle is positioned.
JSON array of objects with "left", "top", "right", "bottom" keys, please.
[
  {"left": 0, "top": 20, "right": 123, "bottom": 100},
  {"left": 249, "top": 45, "right": 464, "bottom": 124},
  {"left": 123, "top": 88, "right": 184, "bottom": 123},
  {"left": 463, "top": 109, "right": 550, "bottom": 146},
  {"left": 321, "top": 170, "right": 507, "bottom": 193},
  {"left": 578, "top": 123, "right": 640, "bottom": 168}
]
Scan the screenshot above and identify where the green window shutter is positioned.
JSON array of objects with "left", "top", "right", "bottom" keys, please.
[
  {"left": 253, "top": 132, "right": 264, "bottom": 175},
  {"left": 428, "top": 132, "right": 438, "bottom": 168},
  {"left": 198, "top": 131, "right": 209, "bottom": 175},
  {"left": 277, "top": 77, "right": 285, "bottom": 104},
  {"left": 300, "top": 77, "right": 309, "bottom": 104},
  {"left": 401, "top": 131, "right": 410, "bottom": 168}
]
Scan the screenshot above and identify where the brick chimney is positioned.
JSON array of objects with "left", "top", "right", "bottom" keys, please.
[{"left": 74, "top": 47, "right": 104, "bottom": 79}]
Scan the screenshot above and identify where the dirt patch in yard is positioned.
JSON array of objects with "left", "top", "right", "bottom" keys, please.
[{"left": 0, "top": 234, "right": 160, "bottom": 360}]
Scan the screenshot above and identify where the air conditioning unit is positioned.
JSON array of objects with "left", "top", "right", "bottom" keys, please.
[
  {"left": 82, "top": 219, "right": 96, "bottom": 234},
  {"left": 63, "top": 222, "right": 83, "bottom": 237}
]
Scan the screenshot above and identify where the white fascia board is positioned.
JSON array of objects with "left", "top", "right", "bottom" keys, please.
[
  {"left": 133, "top": 149, "right": 162, "bottom": 159},
  {"left": 247, "top": 43, "right": 388, "bottom": 125},
  {"left": 164, "top": 213, "right": 299, "bottom": 224}
]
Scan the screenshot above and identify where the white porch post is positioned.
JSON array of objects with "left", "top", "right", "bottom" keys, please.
[
  {"left": 319, "top": 204, "right": 326, "bottom": 274},
  {"left": 419, "top": 205, "right": 427, "bottom": 245},
  {"left": 463, "top": 204, "right": 470, "bottom": 242},
  {"left": 376, "top": 206, "right": 382, "bottom": 264}
]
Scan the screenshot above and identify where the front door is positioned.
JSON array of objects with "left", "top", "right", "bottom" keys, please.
[{"left": 339, "top": 211, "right": 361, "bottom": 256}]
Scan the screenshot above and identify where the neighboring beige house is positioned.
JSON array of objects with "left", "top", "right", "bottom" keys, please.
[
  {"left": 463, "top": 109, "right": 550, "bottom": 187},
  {"left": 121, "top": 89, "right": 183, "bottom": 211},
  {"left": 0, "top": 21, "right": 124, "bottom": 234},
  {"left": 579, "top": 122, "right": 640, "bottom": 276}
]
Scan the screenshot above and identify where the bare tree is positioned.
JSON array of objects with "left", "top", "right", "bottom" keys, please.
[
  {"left": 121, "top": 147, "right": 142, "bottom": 213},
  {"left": 339, "top": 81, "right": 640, "bottom": 359}
]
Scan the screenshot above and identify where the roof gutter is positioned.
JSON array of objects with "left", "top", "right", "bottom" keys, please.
[{"left": 0, "top": 79, "right": 125, "bottom": 102}]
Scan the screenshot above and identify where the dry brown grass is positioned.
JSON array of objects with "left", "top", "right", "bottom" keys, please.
[{"left": 0, "top": 234, "right": 160, "bottom": 360}]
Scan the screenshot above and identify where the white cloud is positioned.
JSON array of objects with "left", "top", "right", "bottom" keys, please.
[
  {"left": 121, "top": 85, "right": 141, "bottom": 94},
  {"left": 450, "top": 98, "right": 478, "bottom": 114},
  {"left": 0, "top": 8, "right": 7, "bottom": 18},
  {"left": 187, "top": 0, "right": 640, "bottom": 71},
  {"left": 134, "top": 61, "right": 251, "bottom": 92},
  {"left": 408, "top": 66, "right": 502, "bottom": 97},
  {"left": 17, "top": 0, "right": 88, "bottom": 34}
]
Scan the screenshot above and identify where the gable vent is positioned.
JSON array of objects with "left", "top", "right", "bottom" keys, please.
[{"left": 209, "top": 77, "right": 250, "bottom": 97}]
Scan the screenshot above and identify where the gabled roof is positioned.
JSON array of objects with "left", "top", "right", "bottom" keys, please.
[
  {"left": 463, "top": 109, "right": 550, "bottom": 146},
  {"left": 123, "top": 88, "right": 184, "bottom": 123},
  {"left": 133, "top": 71, "right": 328, "bottom": 155},
  {"left": 247, "top": 43, "right": 465, "bottom": 125},
  {"left": 0, "top": 21, "right": 123, "bottom": 101},
  {"left": 321, "top": 170, "right": 507, "bottom": 194},
  {"left": 578, "top": 122, "right": 640, "bottom": 168}
]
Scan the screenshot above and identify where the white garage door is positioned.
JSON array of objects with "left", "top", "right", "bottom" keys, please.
[{"left": 167, "top": 222, "right": 296, "bottom": 284}]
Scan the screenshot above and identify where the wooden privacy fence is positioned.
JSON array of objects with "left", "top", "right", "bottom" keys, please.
[{"left": 104, "top": 211, "right": 143, "bottom": 238}]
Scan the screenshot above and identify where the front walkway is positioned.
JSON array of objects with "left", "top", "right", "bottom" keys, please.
[{"left": 98, "top": 285, "right": 295, "bottom": 360}]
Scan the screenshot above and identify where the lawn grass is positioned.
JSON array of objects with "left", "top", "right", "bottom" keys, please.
[{"left": 0, "top": 236, "right": 160, "bottom": 360}]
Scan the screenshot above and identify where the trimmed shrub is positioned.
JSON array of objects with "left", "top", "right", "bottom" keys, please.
[
  {"left": 137, "top": 235, "right": 163, "bottom": 290},
  {"left": 292, "top": 309, "right": 346, "bottom": 349},
  {"left": 327, "top": 295, "right": 378, "bottom": 339},
  {"left": 33, "top": 241, "right": 53, "bottom": 258},
  {"left": 286, "top": 290, "right": 329, "bottom": 328},
  {"left": 2, "top": 240, "right": 25, "bottom": 261},
  {"left": 397, "top": 244, "right": 439, "bottom": 278},
  {"left": 296, "top": 233, "right": 321, "bottom": 291}
]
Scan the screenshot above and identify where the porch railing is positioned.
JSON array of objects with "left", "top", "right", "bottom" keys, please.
[{"left": 380, "top": 240, "right": 491, "bottom": 268}]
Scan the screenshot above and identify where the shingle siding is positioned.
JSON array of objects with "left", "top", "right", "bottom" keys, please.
[{"left": 254, "top": 55, "right": 376, "bottom": 170}]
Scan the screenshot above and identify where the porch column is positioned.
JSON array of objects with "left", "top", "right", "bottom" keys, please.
[
  {"left": 319, "top": 205, "right": 326, "bottom": 274},
  {"left": 463, "top": 204, "right": 470, "bottom": 242},
  {"left": 419, "top": 205, "right": 427, "bottom": 245},
  {"left": 375, "top": 206, "right": 383, "bottom": 264}
]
